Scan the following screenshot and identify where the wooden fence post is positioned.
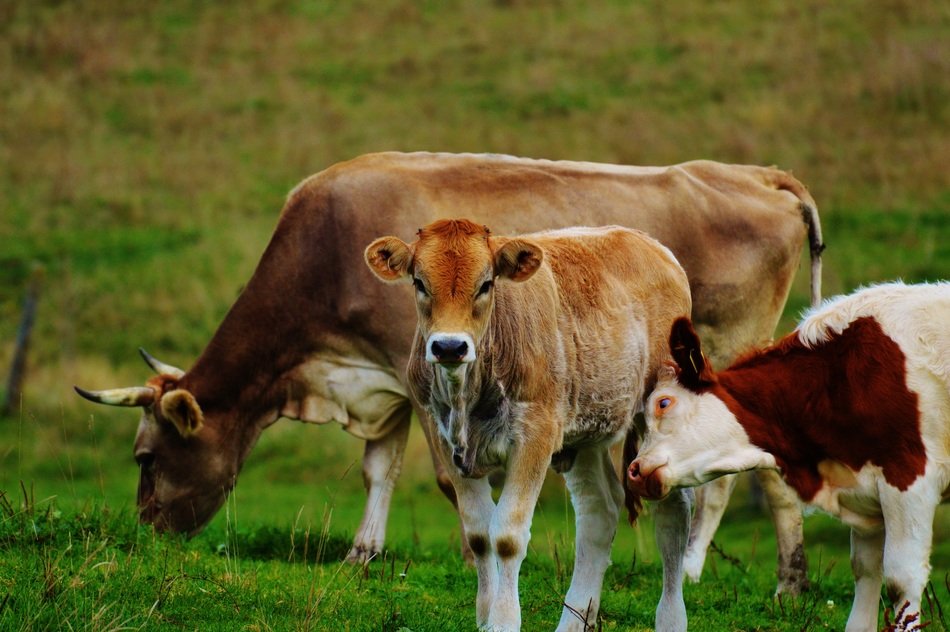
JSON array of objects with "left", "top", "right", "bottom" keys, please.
[{"left": 3, "top": 266, "right": 43, "bottom": 417}]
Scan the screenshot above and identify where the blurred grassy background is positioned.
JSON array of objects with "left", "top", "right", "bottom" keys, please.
[{"left": 1, "top": 2, "right": 949, "bottom": 625}]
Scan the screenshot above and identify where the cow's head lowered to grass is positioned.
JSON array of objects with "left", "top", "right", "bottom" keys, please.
[
  {"left": 75, "top": 350, "right": 236, "bottom": 535},
  {"left": 627, "top": 317, "right": 777, "bottom": 501},
  {"left": 365, "top": 219, "right": 543, "bottom": 368}
]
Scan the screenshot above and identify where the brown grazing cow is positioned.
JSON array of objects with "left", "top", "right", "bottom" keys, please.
[
  {"left": 366, "top": 219, "right": 693, "bottom": 631},
  {"left": 628, "top": 281, "right": 950, "bottom": 631},
  {"left": 75, "top": 152, "right": 821, "bottom": 591}
]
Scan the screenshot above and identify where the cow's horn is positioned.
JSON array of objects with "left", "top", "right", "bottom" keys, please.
[
  {"left": 74, "top": 385, "right": 157, "bottom": 407},
  {"left": 139, "top": 348, "right": 185, "bottom": 379}
]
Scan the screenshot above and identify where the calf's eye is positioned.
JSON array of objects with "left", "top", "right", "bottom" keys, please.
[
  {"left": 658, "top": 397, "right": 672, "bottom": 409},
  {"left": 413, "top": 278, "right": 427, "bottom": 295},
  {"left": 477, "top": 279, "right": 493, "bottom": 296}
]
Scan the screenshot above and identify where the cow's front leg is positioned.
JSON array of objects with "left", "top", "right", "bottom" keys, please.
[
  {"left": 756, "top": 468, "right": 808, "bottom": 595},
  {"left": 487, "top": 434, "right": 552, "bottom": 631},
  {"left": 557, "top": 444, "right": 623, "bottom": 632},
  {"left": 878, "top": 486, "right": 938, "bottom": 630},
  {"left": 682, "top": 474, "right": 736, "bottom": 582},
  {"left": 346, "top": 407, "right": 411, "bottom": 563},
  {"left": 845, "top": 527, "right": 884, "bottom": 632},
  {"left": 654, "top": 488, "right": 691, "bottom": 632}
]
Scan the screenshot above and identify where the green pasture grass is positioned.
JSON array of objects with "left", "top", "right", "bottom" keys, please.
[{"left": 2, "top": 413, "right": 949, "bottom": 631}]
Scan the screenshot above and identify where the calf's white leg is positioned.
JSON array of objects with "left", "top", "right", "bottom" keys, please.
[
  {"left": 346, "top": 410, "right": 411, "bottom": 563},
  {"left": 845, "top": 527, "right": 884, "bottom": 632},
  {"left": 486, "top": 436, "right": 552, "bottom": 631},
  {"left": 416, "top": 406, "right": 475, "bottom": 562},
  {"left": 654, "top": 487, "right": 691, "bottom": 632},
  {"left": 878, "top": 485, "right": 938, "bottom": 628},
  {"left": 556, "top": 444, "right": 624, "bottom": 632},
  {"left": 683, "top": 474, "right": 735, "bottom": 582},
  {"left": 453, "top": 474, "right": 499, "bottom": 626}
]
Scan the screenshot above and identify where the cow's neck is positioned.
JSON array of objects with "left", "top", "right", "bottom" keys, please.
[
  {"left": 177, "top": 228, "right": 320, "bottom": 445},
  {"left": 710, "top": 339, "right": 833, "bottom": 502},
  {"left": 428, "top": 353, "right": 514, "bottom": 476}
]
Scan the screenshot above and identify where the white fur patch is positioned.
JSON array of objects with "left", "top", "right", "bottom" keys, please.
[{"left": 797, "top": 281, "right": 950, "bottom": 352}]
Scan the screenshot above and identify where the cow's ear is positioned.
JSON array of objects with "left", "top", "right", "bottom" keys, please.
[
  {"left": 365, "top": 236, "right": 413, "bottom": 283},
  {"left": 493, "top": 238, "right": 543, "bottom": 282},
  {"left": 159, "top": 389, "right": 204, "bottom": 437},
  {"left": 669, "top": 317, "right": 714, "bottom": 391}
]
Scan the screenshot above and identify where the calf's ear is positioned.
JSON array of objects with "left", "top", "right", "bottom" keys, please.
[
  {"left": 365, "top": 236, "right": 413, "bottom": 282},
  {"left": 669, "top": 317, "right": 715, "bottom": 391},
  {"left": 159, "top": 389, "right": 204, "bottom": 437},
  {"left": 493, "top": 238, "right": 543, "bottom": 282}
]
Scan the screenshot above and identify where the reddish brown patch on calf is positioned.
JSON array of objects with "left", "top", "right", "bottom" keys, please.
[
  {"left": 495, "top": 537, "right": 518, "bottom": 559},
  {"left": 706, "top": 317, "right": 925, "bottom": 500},
  {"left": 468, "top": 534, "right": 488, "bottom": 557}
]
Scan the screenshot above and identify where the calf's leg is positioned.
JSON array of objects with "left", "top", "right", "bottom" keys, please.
[
  {"left": 415, "top": 405, "right": 474, "bottom": 562},
  {"left": 654, "top": 487, "right": 691, "bottom": 632},
  {"left": 452, "top": 474, "right": 499, "bottom": 627},
  {"left": 845, "top": 527, "right": 884, "bottom": 632},
  {"left": 557, "top": 444, "right": 624, "bottom": 632},
  {"left": 346, "top": 406, "right": 411, "bottom": 563},
  {"left": 487, "top": 432, "right": 554, "bottom": 631},
  {"left": 879, "top": 487, "right": 938, "bottom": 628},
  {"left": 683, "top": 474, "right": 736, "bottom": 582}
]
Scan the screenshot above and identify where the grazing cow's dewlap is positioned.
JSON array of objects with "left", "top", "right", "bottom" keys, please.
[
  {"left": 366, "top": 219, "right": 693, "bottom": 631},
  {"left": 629, "top": 281, "right": 950, "bottom": 632}
]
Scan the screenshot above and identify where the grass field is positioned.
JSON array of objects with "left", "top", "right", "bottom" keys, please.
[{"left": 2, "top": 1, "right": 949, "bottom": 630}]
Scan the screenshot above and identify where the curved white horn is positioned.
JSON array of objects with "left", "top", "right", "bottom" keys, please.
[
  {"left": 139, "top": 348, "right": 185, "bottom": 379},
  {"left": 74, "top": 385, "right": 157, "bottom": 407}
]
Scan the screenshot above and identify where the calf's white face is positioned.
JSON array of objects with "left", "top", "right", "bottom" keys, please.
[{"left": 629, "top": 369, "right": 775, "bottom": 500}]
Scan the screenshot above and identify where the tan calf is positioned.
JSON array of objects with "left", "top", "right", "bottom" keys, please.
[{"left": 366, "top": 219, "right": 693, "bottom": 631}]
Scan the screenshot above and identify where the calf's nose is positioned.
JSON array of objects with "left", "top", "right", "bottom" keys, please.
[{"left": 430, "top": 338, "right": 469, "bottom": 363}]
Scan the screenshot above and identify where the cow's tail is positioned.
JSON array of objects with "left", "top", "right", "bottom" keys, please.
[
  {"left": 622, "top": 426, "right": 643, "bottom": 524},
  {"left": 774, "top": 172, "right": 825, "bottom": 308},
  {"left": 801, "top": 200, "right": 824, "bottom": 308}
]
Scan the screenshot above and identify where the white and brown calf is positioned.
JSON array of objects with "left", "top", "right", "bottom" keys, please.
[
  {"left": 366, "top": 219, "right": 693, "bottom": 631},
  {"left": 628, "top": 281, "right": 950, "bottom": 631}
]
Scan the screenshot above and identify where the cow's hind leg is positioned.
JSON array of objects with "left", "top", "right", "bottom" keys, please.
[
  {"left": 757, "top": 469, "right": 808, "bottom": 595},
  {"left": 654, "top": 487, "right": 691, "bottom": 632},
  {"left": 683, "top": 474, "right": 736, "bottom": 582},
  {"left": 345, "top": 403, "right": 411, "bottom": 563},
  {"left": 557, "top": 444, "right": 624, "bottom": 632},
  {"left": 845, "top": 527, "right": 884, "bottom": 632}
]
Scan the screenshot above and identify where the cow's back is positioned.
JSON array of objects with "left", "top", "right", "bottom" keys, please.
[{"left": 282, "top": 152, "right": 812, "bottom": 375}]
